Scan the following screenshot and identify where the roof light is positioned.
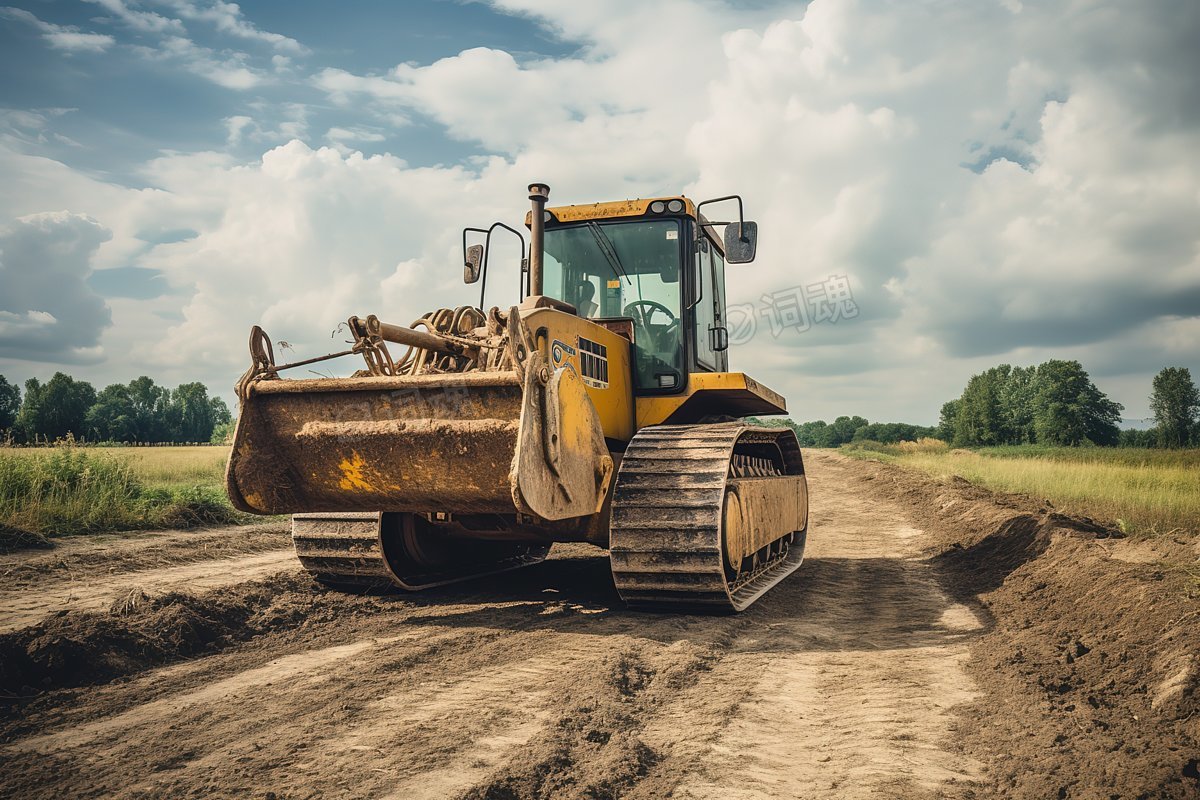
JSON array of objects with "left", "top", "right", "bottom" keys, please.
[
  {"left": 667, "top": 199, "right": 684, "bottom": 213},
  {"left": 649, "top": 200, "right": 666, "bottom": 214}
]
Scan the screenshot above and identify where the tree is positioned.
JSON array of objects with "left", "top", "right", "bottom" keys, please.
[
  {"left": 171, "top": 382, "right": 216, "bottom": 442},
  {"left": 851, "top": 422, "right": 938, "bottom": 444},
  {"left": 826, "top": 415, "right": 869, "bottom": 446},
  {"left": 0, "top": 375, "right": 19, "bottom": 431},
  {"left": 1150, "top": 367, "right": 1200, "bottom": 448},
  {"left": 126, "top": 376, "right": 172, "bottom": 442},
  {"left": 936, "top": 400, "right": 959, "bottom": 442},
  {"left": 15, "top": 373, "right": 96, "bottom": 441},
  {"left": 1032, "top": 360, "right": 1122, "bottom": 446},
  {"left": 786, "top": 420, "right": 831, "bottom": 447},
  {"left": 1118, "top": 428, "right": 1156, "bottom": 448},
  {"left": 954, "top": 369, "right": 1005, "bottom": 446},
  {"left": 998, "top": 365, "right": 1037, "bottom": 444},
  {"left": 210, "top": 396, "right": 233, "bottom": 426},
  {"left": 86, "top": 383, "right": 137, "bottom": 441},
  {"left": 210, "top": 419, "right": 236, "bottom": 445}
]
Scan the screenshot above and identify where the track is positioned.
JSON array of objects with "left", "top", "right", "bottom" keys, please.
[
  {"left": 2, "top": 451, "right": 1194, "bottom": 799},
  {"left": 610, "top": 423, "right": 807, "bottom": 611}
]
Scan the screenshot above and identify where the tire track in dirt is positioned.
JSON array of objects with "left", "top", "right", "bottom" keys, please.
[
  {"left": 0, "top": 547, "right": 299, "bottom": 633},
  {"left": 635, "top": 453, "right": 984, "bottom": 799}
]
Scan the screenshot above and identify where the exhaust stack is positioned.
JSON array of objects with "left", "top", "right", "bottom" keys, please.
[{"left": 527, "top": 183, "right": 549, "bottom": 297}]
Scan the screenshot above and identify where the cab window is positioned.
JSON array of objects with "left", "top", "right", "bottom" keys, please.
[{"left": 543, "top": 219, "right": 684, "bottom": 391}]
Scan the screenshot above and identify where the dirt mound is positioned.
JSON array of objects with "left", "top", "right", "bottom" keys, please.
[
  {"left": 0, "top": 524, "right": 53, "bottom": 554},
  {"left": 0, "top": 573, "right": 363, "bottom": 703},
  {"left": 841, "top": 455, "right": 1200, "bottom": 799},
  {"left": 0, "top": 523, "right": 291, "bottom": 584}
]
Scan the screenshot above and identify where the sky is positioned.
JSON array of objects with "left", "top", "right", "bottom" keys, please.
[{"left": 0, "top": 0, "right": 1197, "bottom": 426}]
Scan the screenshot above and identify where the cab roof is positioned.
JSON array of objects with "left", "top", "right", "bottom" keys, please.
[{"left": 525, "top": 196, "right": 698, "bottom": 225}]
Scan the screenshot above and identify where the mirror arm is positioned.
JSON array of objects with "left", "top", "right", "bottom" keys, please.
[
  {"left": 463, "top": 223, "right": 527, "bottom": 309},
  {"left": 695, "top": 195, "right": 746, "bottom": 242}
]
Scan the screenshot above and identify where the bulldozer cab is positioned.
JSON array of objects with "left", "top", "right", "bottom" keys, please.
[{"left": 537, "top": 197, "right": 755, "bottom": 396}]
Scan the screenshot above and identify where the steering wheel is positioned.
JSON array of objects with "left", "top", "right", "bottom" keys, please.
[
  {"left": 623, "top": 300, "right": 678, "bottom": 351},
  {"left": 623, "top": 300, "right": 676, "bottom": 329}
]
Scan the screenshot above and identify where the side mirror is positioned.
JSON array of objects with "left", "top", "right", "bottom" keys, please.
[
  {"left": 464, "top": 244, "right": 484, "bottom": 284},
  {"left": 723, "top": 221, "right": 757, "bottom": 264}
]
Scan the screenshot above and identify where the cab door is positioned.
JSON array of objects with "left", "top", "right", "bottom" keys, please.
[{"left": 691, "top": 232, "right": 729, "bottom": 373}]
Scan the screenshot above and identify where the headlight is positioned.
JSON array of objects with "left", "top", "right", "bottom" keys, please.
[
  {"left": 667, "top": 199, "right": 684, "bottom": 213},
  {"left": 649, "top": 200, "right": 666, "bottom": 213}
]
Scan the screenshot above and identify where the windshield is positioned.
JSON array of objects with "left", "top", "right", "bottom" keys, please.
[{"left": 543, "top": 219, "right": 683, "bottom": 390}]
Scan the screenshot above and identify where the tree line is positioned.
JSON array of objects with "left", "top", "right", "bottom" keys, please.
[
  {"left": 938, "top": 361, "right": 1199, "bottom": 448},
  {"left": 761, "top": 362, "right": 1198, "bottom": 450},
  {"left": 752, "top": 416, "right": 939, "bottom": 447},
  {"left": 0, "top": 372, "right": 233, "bottom": 445}
]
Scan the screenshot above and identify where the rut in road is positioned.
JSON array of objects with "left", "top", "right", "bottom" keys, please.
[
  {"left": 0, "top": 547, "right": 298, "bottom": 633},
  {"left": 0, "top": 451, "right": 985, "bottom": 799}
]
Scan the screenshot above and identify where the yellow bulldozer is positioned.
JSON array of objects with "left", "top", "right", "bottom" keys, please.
[{"left": 225, "top": 184, "right": 808, "bottom": 611}]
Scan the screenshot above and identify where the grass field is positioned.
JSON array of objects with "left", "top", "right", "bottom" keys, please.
[
  {"left": 0, "top": 446, "right": 242, "bottom": 541},
  {"left": 843, "top": 439, "right": 1200, "bottom": 537}
]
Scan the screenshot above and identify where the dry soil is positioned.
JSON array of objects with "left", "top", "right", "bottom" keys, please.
[{"left": 0, "top": 451, "right": 1195, "bottom": 799}]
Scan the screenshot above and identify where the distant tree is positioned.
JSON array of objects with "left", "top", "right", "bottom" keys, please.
[
  {"left": 86, "top": 384, "right": 137, "bottom": 441},
  {"left": 210, "top": 419, "right": 236, "bottom": 445},
  {"left": 126, "top": 376, "right": 172, "bottom": 442},
  {"left": 15, "top": 373, "right": 96, "bottom": 441},
  {"left": 1032, "top": 360, "right": 1122, "bottom": 446},
  {"left": 0, "top": 375, "right": 19, "bottom": 431},
  {"left": 1150, "top": 367, "right": 1200, "bottom": 448},
  {"left": 826, "top": 415, "right": 869, "bottom": 446},
  {"left": 210, "top": 396, "right": 233, "bottom": 426},
  {"left": 1118, "top": 428, "right": 1157, "bottom": 448},
  {"left": 954, "top": 370, "right": 1005, "bottom": 446},
  {"left": 936, "top": 400, "right": 959, "bottom": 442},
  {"left": 171, "top": 382, "right": 216, "bottom": 442},
  {"left": 851, "top": 422, "right": 938, "bottom": 444},
  {"left": 998, "top": 365, "right": 1037, "bottom": 444},
  {"left": 84, "top": 376, "right": 179, "bottom": 442}
]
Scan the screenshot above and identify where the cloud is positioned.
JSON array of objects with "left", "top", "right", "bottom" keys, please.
[
  {"left": 324, "top": 125, "right": 386, "bottom": 153},
  {"left": 1, "top": 0, "right": 1197, "bottom": 424},
  {"left": 0, "top": 107, "right": 79, "bottom": 150},
  {"left": 0, "top": 212, "right": 113, "bottom": 364},
  {"left": 83, "top": 0, "right": 184, "bottom": 35},
  {"left": 132, "top": 35, "right": 264, "bottom": 89},
  {"left": 223, "top": 104, "right": 308, "bottom": 146},
  {"left": 151, "top": 0, "right": 307, "bottom": 54},
  {"left": 0, "top": 7, "right": 115, "bottom": 53}
]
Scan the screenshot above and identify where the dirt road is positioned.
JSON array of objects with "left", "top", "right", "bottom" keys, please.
[{"left": 0, "top": 452, "right": 1195, "bottom": 799}]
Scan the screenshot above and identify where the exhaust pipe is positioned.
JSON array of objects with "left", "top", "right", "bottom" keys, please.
[{"left": 527, "top": 183, "right": 549, "bottom": 297}]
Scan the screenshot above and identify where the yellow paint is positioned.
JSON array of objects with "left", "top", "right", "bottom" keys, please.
[
  {"left": 635, "top": 372, "right": 788, "bottom": 429},
  {"left": 522, "top": 307, "right": 635, "bottom": 443},
  {"left": 525, "top": 196, "right": 698, "bottom": 225},
  {"left": 337, "top": 453, "right": 376, "bottom": 492},
  {"left": 518, "top": 308, "right": 788, "bottom": 439}
]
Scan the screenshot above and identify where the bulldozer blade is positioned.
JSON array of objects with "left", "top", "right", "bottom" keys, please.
[{"left": 226, "top": 372, "right": 524, "bottom": 516}]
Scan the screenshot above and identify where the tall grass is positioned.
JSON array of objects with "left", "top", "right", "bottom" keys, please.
[
  {"left": 104, "top": 446, "right": 229, "bottom": 488},
  {"left": 0, "top": 446, "right": 242, "bottom": 537},
  {"left": 843, "top": 440, "right": 1200, "bottom": 537}
]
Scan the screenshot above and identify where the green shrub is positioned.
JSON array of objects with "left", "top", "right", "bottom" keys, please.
[{"left": 0, "top": 447, "right": 246, "bottom": 537}]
